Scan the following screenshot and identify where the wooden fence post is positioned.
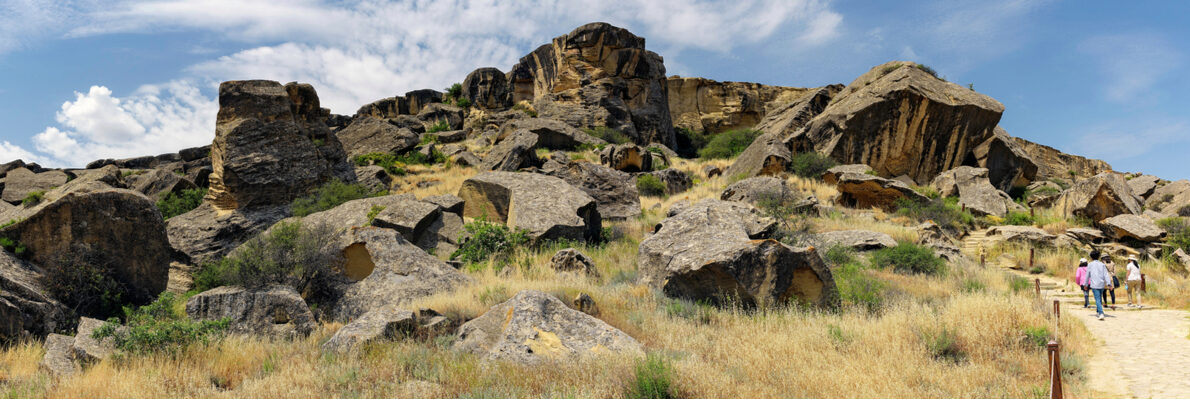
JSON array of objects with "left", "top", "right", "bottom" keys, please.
[
  {"left": 1048, "top": 340, "right": 1063, "bottom": 399},
  {"left": 1141, "top": 274, "right": 1147, "bottom": 292},
  {"left": 1030, "top": 248, "right": 1035, "bottom": 269},
  {"left": 1053, "top": 299, "right": 1061, "bottom": 334},
  {"left": 1035, "top": 278, "right": 1041, "bottom": 299}
]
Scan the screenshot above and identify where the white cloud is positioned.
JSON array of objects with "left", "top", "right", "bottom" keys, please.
[
  {"left": 0, "top": 141, "right": 51, "bottom": 165},
  {"left": 1079, "top": 33, "right": 1184, "bottom": 103}
]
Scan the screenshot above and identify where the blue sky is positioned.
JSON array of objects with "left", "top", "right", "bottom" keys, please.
[{"left": 0, "top": 0, "right": 1187, "bottom": 180}]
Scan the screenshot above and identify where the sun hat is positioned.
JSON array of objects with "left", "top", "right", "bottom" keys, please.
[
  {"left": 1079, "top": 258, "right": 1087, "bottom": 263},
  {"left": 1128, "top": 255, "right": 1138, "bottom": 261}
]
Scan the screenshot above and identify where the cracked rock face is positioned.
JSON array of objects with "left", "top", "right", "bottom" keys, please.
[
  {"left": 458, "top": 171, "right": 601, "bottom": 243},
  {"left": 453, "top": 290, "right": 642, "bottom": 363},
  {"left": 1055, "top": 173, "right": 1143, "bottom": 222}
]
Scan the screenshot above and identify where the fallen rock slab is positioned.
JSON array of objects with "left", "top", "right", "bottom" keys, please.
[
  {"left": 1098, "top": 214, "right": 1166, "bottom": 242},
  {"left": 321, "top": 307, "right": 417, "bottom": 354},
  {"left": 814, "top": 230, "right": 897, "bottom": 251},
  {"left": 185, "top": 285, "right": 316, "bottom": 338},
  {"left": 458, "top": 171, "right": 601, "bottom": 243}
]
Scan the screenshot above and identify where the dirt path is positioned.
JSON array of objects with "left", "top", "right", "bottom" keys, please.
[{"left": 961, "top": 229, "right": 1190, "bottom": 398}]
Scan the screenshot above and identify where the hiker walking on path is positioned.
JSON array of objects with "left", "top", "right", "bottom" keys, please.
[
  {"left": 1104, "top": 255, "right": 1118, "bottom": 306},
  {"left": 1126, "top": 255, "right": 1143, "bottom": 308},
  {"left": 1076, "top": 258, "right": 1090, "bottom": 308},
  {"left": 1087, "top": 250, "right": 1114, "bottom": 320}
]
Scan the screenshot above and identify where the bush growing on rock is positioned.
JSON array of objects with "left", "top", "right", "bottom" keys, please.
[
  {"left": 698, "top": 129, "right": 760, "bottom": 160},
  {"left": 450, "top": 216, "right": 530, "bottom": 267},
  {"left": 1157, "top": 217, "right": 1190, "bottom": 253},
  {"left": 156, "top": 188, "right": 207, "bottom": 220},
  {"left": 894, "top": 197, "right": 974, "bottom": 234},
  {"left": 871, "top": 242, "right": 945, "bottom": 276},
  {"left": 636, "top": 174, "right": 667, "bottom": 197},
  {"left": 353, "top": 153, "right": 407, "bottom": 176},
  {"left": 1003, "top": 211, "right": 1035, "bottom": 226},
  {"left": 93, "top": 292, "right": 229, "bottom": 356},
  {"left": 22, "top": 190, "right": 44, "bottom": 206},
  {"left": 789, "top": 152, "right": 838, "bottom": 179},
  {"left": 584, "top": 126, "right": 631, "bottom": 145},
  {"left": 674, "top": 127, "right": 711, "bottom": 158},
  {"left": 43, "top": 244, "right": 128, "bottom": 319},
  {"left": 426, "top": 120, "right": 451, "bottom": 133},
  {"left": 191, "top": 220, "right": 340, "bottom": 293},
  {"left": 291, "top": 179, "right": 378, "bottom": 217}
]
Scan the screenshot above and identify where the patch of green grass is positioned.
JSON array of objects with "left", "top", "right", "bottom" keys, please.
[
  {"left": 835, "top": 261, "right": 885, "bottom": 313},
  {"left": 788, "top": 152, "right": 838, "bottom": 179},
  {"left": 636, "top": 174, "right": 667, "bottom": 197},
  {"left": 1157, "top": 217, "right": 1190, "bottom": 253},
  {"left": 915, "top": 63, "right": 939, "bottom": 79},
  {"left": 191, "top": 220, "right": 340, "bottom": 293},
  {"left": 664, "top": 298, "right": 714, "bottom": 324},
  {"left": 822, "top": 245, "right": 856, "bottom": 267},
  {"left": 880, "top": 63, "right": 902, "bottom": 76},
  {"left": 426, "top": 120, "right": 450, "bottom": 133},
  {"left": 871, "top": 242, "right": 945, "bottom": 276},
  {"left": 922, "top": 327, "right": 965, "bottom": 363},
  {"left": 21, "top": 190, "right": 44, "bottom": 206},
  {"left": 353, "top": 153, "right": 407, "bottom": 176},
  {"left": 626, "top": 353, "right": 676, "bottom": 399},
  {"left": 511, "top": 103, "right": 536, "bottom": 117},
  {"left": 455, "top": 97, "right": 471, "bottom": 108},
  {"left": 365, "top": 205, "right": 386, "bottom": 226},
  {"left": 697, "top": 129, "right": 760, "bottom": 160},
  {"left": 960, "top": 278, "right": 986, "bottom": 293},
  {"left": 290, "top": 179, "right": 378, "bottom": 217},
  {"left": 1004, "top": 211, "right": 1035, "bottom": 226},
  {"left": 93, "top": 292, "right": 229, "bottom": 356},
  {"left": 1008, "top": 275, "right": 1032, "bottom": 294},
  {"left": 0, "top": 218, "right": 19, "bottom": 229},
  {"left": 1022, "top": 326, "right": 1051, "bottom": 349},
  {"left": 827, "top": 324, "right": 852, "bottom": 347},
  {"left": 583, "top": 126, "right": 630, "bottom": 145},
  {"left": 157, "top": 188, "right": 207, "bottom": 220},
  {"left": 450, "top": 216, "right": 531, "bottom": 266},
  {"left": 0, "top": 237, "right": 26, "bottom": 257},
  {"left": 895, "top": 197, "right": 974, "bottom": 234}
]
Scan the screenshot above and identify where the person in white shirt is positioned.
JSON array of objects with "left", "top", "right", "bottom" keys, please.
[
  {"left": 1085, "top": 250, "right": 1113, "bottom": 320},
  {"left": 1125, "top": 255, "right": 1143, "bottom": 308}
]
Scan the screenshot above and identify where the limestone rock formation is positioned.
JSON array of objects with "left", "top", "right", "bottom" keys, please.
[
  {"left": 1145, "top": 180, "right": 1190, "bottom": 218},
  {"left": 354, "top": 165, "right": 392, "bottom": 193},
  {"left": 787, "top": 61, "right": 1004, "bottom": 184},
  {"left": 814, "top": 230, "right": 897, "bottom": 251},
  {"left": 666, "top": 77, "right": 813, "bottom": 134},
  {"left": 462, "top": 67, "right": 511, "bottom": 110},
  {"left": 131, "top": 168, "right": 198, "bottom": 199},
  {"left": 599, "top": 144, "right": 652, "bottom": 172},
  {"left": 644, "top": 168, "right": 692, "bottom": 195},
  {"left": 335, "top": 116, "right": 420, "bottom": 158},
  {"left": 540, "top": 160, "right": 640, "bottom": 220},
  {"left": 72, "top": 317, "right": 121, "bottom": 363},
  {"left": 416, "top": 103, "right": 464, "bottom": 131},
  {"left": 498, "top": 118, "right": 604, "bottom": 150},
  {"left": 1, "top": 168, "right": 69, "bottom": 204},
  {"left": 929, "top": 166, "right": 1024, "bottom": 217},
  {"left": 1055, "top": 173, "right": 1142, "bottom": 221},
  {"left": 723, "top": 86, "right": 840, "bottom": 178},
  {"left": 205, "top": 80, "right": 353, "bottom": 211},
  {"left": 1126, "top": 175, "right": 1160, "bottom": 200},
  {"left": 965, "top": 127, "right": 1038, "bottom": 192},
  {"left": 458, "top": 172, "right": 601, "bottom": 243},
  {"left": 185, "top": 285, "right": 316, "bottom": 338},
  {"left": 1064, "top": 227, "right": 1107, "bottom": 245},
  {"left": 508, "top": 22, "right": 673, "bottom": 146},
  {"left": 721, "top": 177, "right": 799, "bottom": 206},
  {"left": 0, "top": 251, "right": 69, "bottom": 341},
  {"left": 166, "top": 204, "right": 289, "bottom": 266},
  {"left": 479, "top": 130, "right": 541, "bottom": 171},
  {"left": 986, "top": 226, "right": 1057, "bottom": 247},
  {"left": 453, "top": 290, "right": 642, "bottom": 363},
  {"left": 915, "top": 222, "right": 963, "bottom": 261},
  {"left": 40, "top": 334, "right": 78, "bottom": 377},
  {"left": 1098, "top": 214, "right": 1166, "bottom": 242},
  {"left": 1009, "top": 137, "right": 1112, "bottom": 181},
  {"left": 637, "top": 199, "right": 838, "bottom": 308},
  {"left": 834, "top": 172, "right": 929, "bottom": 211},
  {"left": 321, "top": 307, "right": 417, "bottom": 354},
  {"left": 289, "top": 194, "right": 462, "bottom": 256},
  {"left": 549, "top": 248, "right": 600, "bottom": 278},
  {"left": 703, "top": 165, "right": 722, "bottom": 178},
  {"left": 821, "top": 164, "right": 874, "bottom": 185}
]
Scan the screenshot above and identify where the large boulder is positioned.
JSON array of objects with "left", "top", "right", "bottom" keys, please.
[
  {"left": 1127, "top": 175, "right": 1160, "bottom": 200},
  {"left": 540, "top": 160, "right": 640, "bottom": 220},
  {"left": 787, "top": 61, "right": 1004, "bottom": 184},
  {"left": 320, "top": 307, "right": 417, "bottom": 354},
  {"left": 1055, "top": 173, "right": 1143, "bottom": 221},
  {"left": 986, "top": 225, "right": 1057, "bottom": 247},
  {"left": 416, "top": 103, "right": 464, "bottom": 131},
  {"left": 1, "top": 168, "right": 70, "bottom": 204},
  {"left": 462, "top": 67, "right": 511, "bottom": 110},
  {"left": 929, "top": 166, "right": 1024, "bottom": 217},
  {"left": 166, "top": 204, "right": 289, "bottom": 266},
  {"left": 821, "top": 164, "right": 874, "bottom": 185},
  {"left": 915, "top": 222, "right": 963, "bottom": 261},
  {"left": 0, "top": 251, "right": 69, "bottom": 341},
  {"left": 335, "top": 116, "right": 420, "bottom": 158},
  {"left": 599, "top": 144, "right": 652, "bottom": 172},
  {"left": 185, "top": 285, "right": 316, "bottom": 338},
  {"left": 508, "top": 22, "right": 673, "bottom": 146},
  {"left": 327, "top": 227, "right": 471, "bottom": 321},
  {"left": 0, "top": 187, "right": 170, "bottom": 303},
  {"left": 549, "top": 248, "right": 600, "bottom": 278},
  {"left": 1146, "top": 180, "right": 1190, "bottom": 218},
  {"left": 405, "top": 89, "right": 443, "bottom": 115},
  {"left": 205, "top": 80, "right": 352, "bottom": 211},
  {"left": 453, "top": 290, "right": 642, "bottom": 363},
  {"left": 723, "top": 86, "right": 840, "bottom": 178},
  {"left": 458, "top": 172, "right": 601, "bottom": 243},
  {"left": 479, "top": 130, "right": 541, "bottom": 171},
  {"left": 644, "top": 168, "right": 693, "bottom": 195},
  {"left": 72, "top": 317, "right": 121, "bottom": 363},
  {"left": 721, "top": 177, "right": 800, "bottom": 207},
  {"left": 1009, "top": 136, "right": 1112, "bottom": 181},
  {"left": 666, "top": 76, "right": 816, "bottom": 134},
  {"left": 638, "top": 199, "right": 838, "bottom": 308},
  {"left": 40, "top": 334, "right": 79, "bottom": 377},
  {"left": 287, "top": 194, "right": 463, "bottom": 256},
  {"left": 131, "top": 168, "right": 198, "bottom": 199},
  {"left": 965, "top": 127, "right": 1038, "bottom": 192},
  {"left": 814, "top": 230, "right": 897, "bottom": 251},
  {"left": 834, "top": 172, "right": 929, "bottom": 211},
  {"left": 497, "top": 118, "right": 603, "bottom": 150},
  {"left": 1098, "top": 214, "right": 1166, "bottom": 242}
]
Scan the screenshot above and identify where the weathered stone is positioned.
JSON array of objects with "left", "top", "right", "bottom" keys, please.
[
  {"left": 508, "top": 23, "right": 673, "bottom": 146},
  {"left": 185, "top": 165, "right": 212, "bottom": 189},
  {"left": 638, "top": 199, "right": 837, "bottom": 307},
  {"left": 354, "top": 165, "right": 391, "bottom": 193},
  {"left": 498, "top": 118, "right": 604, "bottom": 150},
  {"left": 834, "top": 172, "right": 929, "bottom": 211},
  {"left": 186, "top": 285, "right": 316, "bottom": 338},
  {"left": 965, "top": 127, "right": 1038, "bottom": 192},
  {"left": 131, "top": 168, "right": 198, "bottom": 199},
  {"left": 986, "top": 225, "right": 1056, "bottom": 247},
  {"left": 335, "top": 116, "right": 420, "bottom": 159},
  {"left": 1025, "top": 180, "right": 1063, "bottom": 207},
  {"left": 1098, "top": 214, "right": 1166, "bottom": 242},
  {"left": 573, "top": 293, "right": 599, "bottom": 316},
  {"left": 788, "top": 62, "right": 1004, "bottom": 184},
  {"left": 320, "top": 307, "right": 417, "bottom": 354},
  {"left": 1127, "top": 175, "right": 1160, "bottom": 200},
  {"left": 1055, "top": 173, "right": 1143, "bottom": 221},
  {"left": 930, "top": 166, "right": 1023, "bottom": 217},
  {"left": 703, "top": 165, "right": 722, "bottom": 178},
  {"left": 814, "top": 230, "right": 897, "bottom": 251},
  {"left": 453, "top": 290, "right": 642, "bottom": 363},
  {"left": 458, "top": 172, "right": 601, "bottom": 243},
  {"left": 179, "top": 145, "right": 211, "bottom": 162},
  {"left": 0, "top": 188, "right": 170, "bottom": 303},
  {"left": 1174, "top": 249, "right": 1190, "bottom": 275},
  {"left": 371, "top": 199, "right": 441, "bottom": 241},
  {"left": 40, "top": 334, "right": 79, "bottom": 377},
  {"left": 599, "top": 144, "right": 651, "bottom": 172},
  {"left": 1064, "top": 227, "right": 1107, "bottom": 244},
  {"left": 423, "top": 129, "right": 466, "bottom": 144},
  {"left": 667, "top": 76, "right": 815, "bottom": 134},
  {"left": 423, "top": 194, "right": 464, "bottom": 215},
  {"left": 1, "top": 168, "right": 69, "bottom": 204},
  {"left": 479, "top": 130, "right": 541, "bottom": 171},
  {"left": 645, "top": 168, "right": 692, "bottom": 195},
  {"left": 452, "top": 151, "right": 482, "bottom": 168},
  {"left": 355, "top": 97, "right": 409, "bottom": 119},
  {"left": 540, "top": 160, "right": 640, "bottom": 220},
  {"left": 915, "top": 222, "right": 963, "bottom": 261},
  {"left": 721, "top": 177, "right": 796, "bottom": 206},
  {"left": 0, "top": 160, "right": 29, "bottom": 178},
  {"left": 327, "top": 227, "right": 471, "bottom": 321},
  {"left": 206, "top": 80, "right": 353, "bottom": 210},
  {"left": 417, "top": 103, "right": 464, "bottom": 131},
  {"left": 821, "top": 164, "right": 874, "bottom": 185},
  {"left": 0, "top": 251, "right": 69, "bottom": 341},
  {"left": 1146, "top": 180, "right": 1190, "bottom": 218},
  {"left": 462, "top": 67, "right": 511, "bottom": 110},
  {"left": 723, "top": 86, "right": 840, "bottom": 178},
  {"left": 1010, "top": 136, "right": 1112, "bottom": 181},
  {"left": 166, "top": 204, "right": 289, "bottom": 266},
  {"left": 549, "top": 248, "right": 600, "bottom": 278},
  {"left": 405, "top": 89, "right": 443, "bottom": 115},
  {"left": 72, "top": 317, "right": 121, "bottom": 363}
]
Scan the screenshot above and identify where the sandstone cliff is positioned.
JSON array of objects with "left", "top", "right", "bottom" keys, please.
[{"left": 666, "top": 77, "right": 813, "bottom": 134}]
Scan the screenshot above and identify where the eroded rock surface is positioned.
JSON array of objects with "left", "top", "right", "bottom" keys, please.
[{"left": 458, "top": 172, "right": 601, "bottom": 243}]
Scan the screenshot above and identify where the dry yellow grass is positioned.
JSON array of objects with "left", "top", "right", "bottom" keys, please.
[{"left": 0, "top": 154, "right": 1105, "bottom": 398}]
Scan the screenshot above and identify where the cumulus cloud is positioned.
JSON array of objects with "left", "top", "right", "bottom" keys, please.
[
  {"left": 1079, "top": 33, "right": 1184, "bottom": 103},
  {"left": 0, "top": 141, "right": 51, "bottom": 166}
]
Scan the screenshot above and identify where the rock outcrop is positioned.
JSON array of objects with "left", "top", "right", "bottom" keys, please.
[
  {"left": 814, "top": 230, "right": 897, "bottom": 251},
  {"left": 508, "top": 22, "right": 673, "bottom": 146},
  {"left": 787, "top": 61, "right": 1004, "bottom": 184},
  {"left": 1098, "top": 214, "right": 1166, "bottom": 242},
  {"left": 0, "top": 251, "right": 69, "bottom": 341},
  {"left": 821, "top": 164, "right": 874, "bottom": 185},
  {"left": 986, "top": 225, "right": 1057, "bottom": 247},
  {"left": 549, "top": 248, "right": 600, "bottom": 278},
  {"left": 1127, "top": 175, "right": 1160, "bottom": 200},
  {"left": 723, "top": 86, "right": 840, "bottom": 178},
  {"left": 1055, "top": 173, "right": 1142, "bottom": 221},
  {"left": 666, "top": 77, "right": 813, "bottom": 134},
  {"left": 462, "top": 67, "right": 511, "bottom": 110},
  {"left": 498, "top": 118, "right": 603, "bottom": 150},
  {"left": 1145, "top": 180, "right": 1190, "bottom": 218},
  {"left": 599, "top": 144, "right": 651, "bottom": 172},
  {"left": 1, "top": 168, "right": 70, "bottom": 204},
  {"left": 479, "top": 130, "right": 541, "bottom": 171},
  {"left": 453, "top": 290, "right": 642, "bottom": 363},
  {"left": 40, "top": 334, "right": 78, "bottom": 377},
  {"left": 130, "top": 168, "right": 198, "bottom": 200},
  {"left": 644, "top": 168, "right": 692, "bottom": 195},
  {"left": 965, "top": 127, "right": 1038, "bottom": 192},
  {"left": 321, "top": 307, "right": 417, "bottom": 354},
  {"left": 637, "top": 199, "right": 838, "bottom": 308},
  {"left": 186, "top": 285, "right": 316, "bottom": 338},
  {"left": 929, "top": 166, "right": 1023, "bottom": 217},
  {"left": 335, "top": 116, "right": 420, "bottom": 158},
  {"left": 458, "top": 172, "right": 601, "bottom": 243},
  {"left": 540, "top": 160, "right": 640, "bottom": 220},
  {"left": 834, "top": 172, "right": 929, "bottom": 211},
  {"left": 1009, "top": 137, "right": 1112, "bottom": 181},
  {"left": 721, "top": 177, "right": 798, "bottom": 206}
]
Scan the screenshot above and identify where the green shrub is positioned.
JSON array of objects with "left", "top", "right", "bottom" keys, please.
[
  {"left": 445, "top": 83, "right": 462, "bottom": 99},
  {"left": 636, "top": 174, "right": 667, "bottom": 197},
  {"left": 1180, "top": 205, "right": 1190, "bottom": 218},
  {"left": 960, "top": 278, "right": 986, "bottom": 293},
  {"left": 21, "top": 190, "right": 44, "bottom": 206},
  {"left": 1157, "top": 217, "right": 1190, "bottom": 252},
  {"left": 156, "top": 188, "right": 207, "bottom": 220},
  {"left": 664, "top": 298, "right": 714, "bottom": 324},
  {"left": 353, "top": 153, "right": 406, "bottom": 176},
  {"left": 755, "top": 193, "right": 814, "bottom": 247},
  {"left": 191, "top": 220, "right": 340, "bottom": 293},
  {"left": 894, "top": 197, "right": 974, "bottom": 234},
  {"left": 42, "top": 244, "right": 127, "bottom": 318},
  {"left": 395, "top": 149, "right": 447, "bottom": 166},
  {"left": 511, "top": 103, "right": 537, "bottom": 117},
  {"left": 0, "top": 237, "right": 26, "bottom": 257},
  {"left": 697, "top": 129, "right": 760, "bottom": 160},
  {"left": 1022, "top": 326, "right": 1051, "bottom": 348},
  {"left": 922, "top": 327, "right": 965, "bottom": 363},
  {"left": 788, "top": 152, "right": 838, "bottom": 178},
  {"left": 426, "top": 120, "right": 450, "bottom": 133},
  {"left": 450, "top": 217, "right": 530, "bottom": 265},
  {"left": 290, "top": 179, "right": 377, "bottom": 217},
  {"left": 0, "top": 218, "right": 18, "bottom": 229},
  {"left": 627, "top": 353, "right": 675, "bottom": 399},
  {"left": 835, "top": 261, "right": 885, "bottom": 313},
  {"left": 822, "top": 245, "right": 855, "bottom": 267},
  {"left": 365, "top": 205, "right": 386, "bottom": 226},
  {"left": 871, "top": 242, "right": 945, "bottom": 275},
  {"left": 1008, "top": 275, "right": 1032, "bottom": 294},
  {"left": 583, "top": 127, "right": 630, "bottom": 145},
  {"left": 915, "top": 63, "right": 939, "bottom": 79},
  {"left": 880, "top": 64, "right": 902, "bottom": 76},
  {"left": 673, "top": 127, "right": 711, "bottom": 158},
  {"left": 92, "top": 292, "right": 229, "bottom": 356},
  {"left": 1004, "top": 211, "right": 1035, "bottom": 226},
  {"left": 455, "top": 98, "right": 471, "bottom": 108}
]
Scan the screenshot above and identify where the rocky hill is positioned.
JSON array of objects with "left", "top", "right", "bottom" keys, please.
[{"left": 1, "top": 22, "right": 1188, "bottom": 398}]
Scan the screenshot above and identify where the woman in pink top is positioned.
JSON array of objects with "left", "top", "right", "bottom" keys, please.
[{"left": 1075, "top": 258, "right": 1090, "bottom": 308}]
